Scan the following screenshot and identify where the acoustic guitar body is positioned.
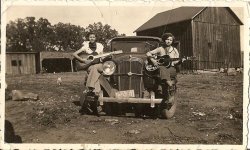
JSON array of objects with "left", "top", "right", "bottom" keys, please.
[
  {"left": 75, "top": 60, "right": 87, "bottom": 71},
  {"left": 157, "top": 55, "right": 171, "bottom": 68},
  {"left": 74, "top": 50, "right": 123, "bottom": 71},
  {"left": 75, "top": 52, "right": 96, "bottom": 71}
]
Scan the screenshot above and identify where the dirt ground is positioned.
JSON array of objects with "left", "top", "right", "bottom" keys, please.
[{"left": 5, "top": 72, "right": 243, "bottom": 144}]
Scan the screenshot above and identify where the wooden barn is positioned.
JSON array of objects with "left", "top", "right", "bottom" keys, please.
[
  {"left": 135, "top": 7, "right": 243, "bottom": 69},
  {"left": 6, "top": 52, "right": 40, "bottom": 75}
]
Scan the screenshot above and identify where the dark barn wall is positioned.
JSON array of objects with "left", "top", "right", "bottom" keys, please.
[
  {"left": 136, "top": 21, "right": 193, "bottom": 57},
  {"left": 6, "top": 53, "right": 37, "bottom": 75},
  {"left": 168, "top": 22, "right": 193, "bottom": 57},
  {"left": 136, "top": 27, "right": 165, "bottom": 37},
  {"left": 193, "top": 7, "right": 241, "bottom": 69}
]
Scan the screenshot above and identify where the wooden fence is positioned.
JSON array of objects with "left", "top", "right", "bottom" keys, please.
[{"left": 181, "top": 60, "right": 228, "bottom": 71}]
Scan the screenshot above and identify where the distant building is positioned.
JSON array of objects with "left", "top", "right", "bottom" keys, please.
[
  {"left": 135, "top": 7, "right": 243, "bottom": 69},
  {"left": 6, "top": 51, "right": 76, "bottom": 75},
  {"left": 40, "top": 51, "right": 75, "bottom": 73},
  {"left": 6, "top": 52, "right": 40, "bottom": 75}
]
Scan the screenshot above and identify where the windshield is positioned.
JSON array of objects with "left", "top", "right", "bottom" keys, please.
[{"left": 111, "top": 40, "right": 159, "bottom": 53}]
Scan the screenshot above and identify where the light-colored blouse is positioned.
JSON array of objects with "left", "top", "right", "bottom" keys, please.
[{"left": 79, "top": 41, "right": 104, "bottom": 55}]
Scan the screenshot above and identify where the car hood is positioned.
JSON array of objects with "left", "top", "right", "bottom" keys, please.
[{"left": 112, "top": 53, "right": 147, "bottom": 63}]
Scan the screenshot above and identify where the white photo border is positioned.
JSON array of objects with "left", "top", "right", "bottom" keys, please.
[{"left": 1, "top": 0, "right": 249, "bottom": 149}]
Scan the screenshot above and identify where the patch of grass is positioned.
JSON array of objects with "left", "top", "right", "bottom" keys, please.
[{"left": 28, "top": 103, "right": 79, "bottom": 127}]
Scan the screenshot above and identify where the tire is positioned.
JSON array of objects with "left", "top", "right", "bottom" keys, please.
[
  {"left": 162, "top": 95, "right": 177, "bottom": 119},
  {"left": 161, "top": 84, "right": 177, "bottom": 119}
]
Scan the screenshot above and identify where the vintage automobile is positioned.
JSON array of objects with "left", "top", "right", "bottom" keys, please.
[{"left": 78, "top": 36, "right": 180, "bottom": 119}]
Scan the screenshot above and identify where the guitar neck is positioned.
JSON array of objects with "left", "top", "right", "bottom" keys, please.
[
  {"left": 93, "top": 50, "right": 123, "bottom": 59},
  {"left": 170, "top": 58, "right": 181, "bottom": 61},
  {"left": 94, "top": 53, "right": 111, "bottom": 59},
  {"left": 166, "top": 57, "right": 194, "bottom": 61}
]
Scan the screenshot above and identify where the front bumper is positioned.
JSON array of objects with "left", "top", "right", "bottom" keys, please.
[
  {"left": 98, "top": 75, "right": 163, "bottom": 108},
  {"left": 98, "top": 91, "right": 162, "bottom": 108}
]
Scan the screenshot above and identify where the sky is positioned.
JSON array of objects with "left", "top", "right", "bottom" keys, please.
[{"left": 5, "top": 5, "right": 244, "bottom": 36}]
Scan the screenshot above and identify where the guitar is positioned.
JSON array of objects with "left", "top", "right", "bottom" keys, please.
[
  {"left": 145, "top": 55, "right": 196, "bottom": 71},
  {"left": 75, "top": 50, "right": 123, "bottom": 71}
]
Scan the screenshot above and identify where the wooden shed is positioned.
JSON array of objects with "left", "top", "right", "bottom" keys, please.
[
  {"left": 6, "top": 52, "right": 40, "bottom": 75},
  {"left": 135, "top": 7, "right": 243, "bottom": 69}
]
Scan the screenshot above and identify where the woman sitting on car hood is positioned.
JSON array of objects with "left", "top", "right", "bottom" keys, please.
[
  {"left": 73, "top": 32, "right": 104, "bottom": 95},
  {"left": 146, "top": 33, "right": 180, "bottom": 87}
]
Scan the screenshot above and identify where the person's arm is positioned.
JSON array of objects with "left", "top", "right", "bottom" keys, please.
[
  {"left": 72, "top": 47, "right": 88, "bottom": 63},
  {"left": 146, "top": 47, "right": 161, "bottom": 57},
  {"left": 146, "top": 47, "right": 161, "bottom": 66}
]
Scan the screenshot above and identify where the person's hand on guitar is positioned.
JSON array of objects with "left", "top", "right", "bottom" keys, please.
[
  {"left": 150, "top": 57, "right": 159, "bottom": 66},
  {"left": 91, "top": 57, "right": 101, "bottom": 64},
  {"left": 181, "top": 57, "right": 187, "bottom": 63},
  {"left": 146, "top": 54, "right": 158, "bottom": 66},
  {"left": 82, "top": 59, "right": 91, "bottom": 64},
  {"left": 100, "top": 55, "right": 112, "bottom": 62}
]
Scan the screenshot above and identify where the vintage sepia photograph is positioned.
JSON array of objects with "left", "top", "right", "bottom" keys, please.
[{"left": 1, "top": 0, "right": 248, "bottom": 149}]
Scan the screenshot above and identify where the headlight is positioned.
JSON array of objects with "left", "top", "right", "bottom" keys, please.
[{"left": 103, "top": 61, "right": 116, "bottom": 75}]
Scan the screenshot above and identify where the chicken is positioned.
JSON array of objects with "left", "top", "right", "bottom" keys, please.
[{"left": 57, "top": 77, "right": 62, "bottom": 85}]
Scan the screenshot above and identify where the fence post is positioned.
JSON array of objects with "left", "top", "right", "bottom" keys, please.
[{"left": 70, "top": 59, "right": 74, "bottom": 72}]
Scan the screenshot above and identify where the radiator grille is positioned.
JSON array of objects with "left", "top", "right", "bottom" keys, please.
[{"left": 118, "top": 58, "right": 143, "bottom": 98}]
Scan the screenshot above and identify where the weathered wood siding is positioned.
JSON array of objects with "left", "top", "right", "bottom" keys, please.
[
  {"left": 194, "top": 7, "right": 240, "bottom": 25},
  {"left": 193, "top": 7, "right": 241, "bottom": 69},
  {"left": 6, "top": 53, "right": 37, "bottom": 75}
]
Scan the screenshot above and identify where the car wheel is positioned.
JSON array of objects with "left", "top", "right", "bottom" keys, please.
[
  {"left": 162, "top": 95, "right": 177, "bottom": 119},
  {"left": 161, "top": 85, "right": 177, "bottom": 119}
]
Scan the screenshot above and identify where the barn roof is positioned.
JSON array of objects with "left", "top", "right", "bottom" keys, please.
[
  {"left": 135, "top": 7, "right": 243, "bottom": 32},
  {"left": 40, "top": 51, "right": 74, "bottom": 60}
]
